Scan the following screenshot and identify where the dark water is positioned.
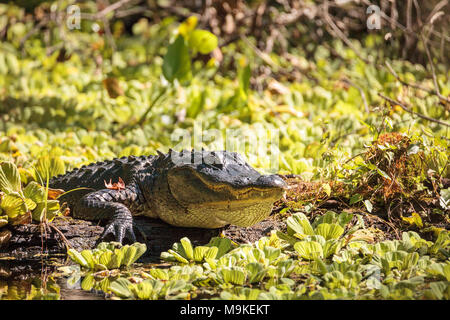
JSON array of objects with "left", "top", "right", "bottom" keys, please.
[{"left": 0, "top": 258, "right": 105, "bottom": 300}]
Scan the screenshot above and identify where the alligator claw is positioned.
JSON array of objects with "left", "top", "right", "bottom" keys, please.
[{"left": 99, "top": 219, "right": 137, "bottom": 244}]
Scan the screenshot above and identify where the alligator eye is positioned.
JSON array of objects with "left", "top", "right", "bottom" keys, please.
[
  {"left": 203, "top": 152, "right": 224, "bottom": 169},
  {"left": 209, "top": 162, "right": 223, "bottom": 170}
]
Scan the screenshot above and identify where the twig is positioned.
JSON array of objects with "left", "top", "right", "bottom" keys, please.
[
  {"left": 19, "top": 17, "right": 49, "bottom": 53},
  {"left": 420, "top": 32, "right": 450, "bottom": 104},
  {"left": 384, "top": 61, "right": 438, "bottom": 97},
  {"left": 322, "top": 1, "right": 371, "bottom": 64},
  {"left": 48, "top": 223, "right": 72, "bottom": 250},
  {"left": 378, "top": 93, "right": 450, "bottom": 127},
  {"left": 242, "top": 36, "right": 318, "bottom": 84},
  {"left": 341, "top": 78, "right": 369, "bottom": 113},
  {"left": 80, "top": 0, "right": 137, "bottom": 20},
  {"left": 360, "top": 0, "right": 450, "bottom": 44},
  {"left": 101, "top": 16, "right": 116, "bottom": 51},
  {"left": 96, "top": 0, "right": 135, "bottom": 19}
]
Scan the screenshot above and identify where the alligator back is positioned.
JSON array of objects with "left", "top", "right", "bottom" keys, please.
[{"left": 49, "top": 155, "right": 156, "bottom": 191}]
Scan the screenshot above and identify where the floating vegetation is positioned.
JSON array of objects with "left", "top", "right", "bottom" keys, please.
[
  {"left": 67, "top": 242, "right": 147, "bottom": 271},
  {"left": 61, "top": 212, "right": 450, "bottom": 300}
]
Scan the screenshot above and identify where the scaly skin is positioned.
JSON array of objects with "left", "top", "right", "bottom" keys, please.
[{"left": 50, "top": 150, "right": 287, "bottom": 243}]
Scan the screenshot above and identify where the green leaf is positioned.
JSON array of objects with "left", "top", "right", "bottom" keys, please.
[
  {"left": 121, "top": 245, "right": 137, "bottom": 267},
  {"left": 238, "top": 63, "right": 251, "bottom": 100},
  {"left": 188, "top": 29, "right": 218, "bottom": 55},
  {"left": 33, "top": 156, "right": 65, "bottom": 185},
  {"left": 67, "top": 248, "right": 89, "bottom": 268},
  {"left": 315, "top": 223, "right": 344, "bottom": 240},
  {"left": 376, "top": 168, "right": 391, "bottom": 181},
  {"left": 322, "top": 239, "right": 343, "bottom": 258},
  {"left": 132, "top": 280, "right": 155, "bottom": 300},
  {"left": 0, "top": 194, "right": 33, "bottom": 219},
  {"left": 246, "top": 262, "right": 266, "bottom": 283},
  {"left": 286, "top": 213, "right": 315, "bottom": 236},
  {"left": 193, "top": 246, "right": 209, "bottom": 262},
  {"left": 401, "top": 212, "right": 423, "bottom": 228},
  {"left": 439, "top": 188, "right": 449, "bottom": 210},
  {"left": 162, "top": 35, "right": 191, "bottom": 83},
  {"left": 263, "top": 246, "right": 281, "bottom": 263},
  {"left": 180, "top": 237, "right": 194, "bottom": 260},
  {"left": 443, "top": 263, "right": 450, "bottom": 281},
  {"left": 207, "top": 237, "right": 233, "bottom": 258},
  {"left": 407, "top": 144, "right": 420, "bottom": 156},
  {"left": 108, "top": 248, "right": 124, "bottom": 269},
  {"left": 109, "top": 278, "right": 132, "bottom": 298},
  {"left": 98, "top": 250, "right": 113, "bottom": 268},
  {"left": 23, "top": 182, "right": 45, "bottom": 203},
  {"left": 337, "top": 212, "right": 354, "bottom": 227},
  {"left": 32, "top": 200, "right": 60, "bottom": 222},
  {"left": 132, "top": 242, "right": 147, "bottom": 264},
  {"left": 204, "top": 246, "right": 218, "bottom": 260},
  {"left": 426, "top": 282, "right": 447, "bottom": 299},
  {"left": 80, "top": 273, "right": 95, "bottom": 291},
  {"left": 364, "top": 200, "right": 373, "bottom": 213},
  {"left": 0, "top": 161, "right": 22, "bottom": 194},
  {"left": 167, "top": 249, "right": 189, "bottom": 264},
  {"left": 322, "top": 183, "right": 331, "bottom": 197},
  {"left": 219, "top": 267, "right": 246, "bottom": 285},
  {"left": 149, "top": 268, "right": 169, "bottom": 280},
  {"left": 349, "top": 193, "right": 363, "bottom": 205},
  {"left": 294, "top": 241, "right": 324, "bottom": 260},
  {"left": 178, "top": 16, "right": 198, "bottom": 37},
  {"left": 80, "top": 250, "right": 96, "bottom": 269}
]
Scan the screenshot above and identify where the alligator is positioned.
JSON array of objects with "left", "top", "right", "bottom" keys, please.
[{"left": 49, "top": 150, "right": 287, "bottom": 244}]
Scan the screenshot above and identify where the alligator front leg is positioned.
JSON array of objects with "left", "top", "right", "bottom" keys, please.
[{"left": 74, "top": 188, "right": 137, "bottom": 244}]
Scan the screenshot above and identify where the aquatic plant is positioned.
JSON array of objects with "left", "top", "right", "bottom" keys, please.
[{"left": 67, "top": 242, "right": 147, "bottom": 271}]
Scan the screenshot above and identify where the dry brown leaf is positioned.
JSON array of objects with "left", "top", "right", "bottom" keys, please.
[
  {"left": 103, "top": 77, "right": 124, "bottom": 99},
  {"left": 47, "top": 188, "right": 65, "bottom": 200},
  {"left": 10, "top": 211, "right": 32, "bottom": 226},
  {"left": 104, "top": 177, "right": 126, "bottom": 190}
]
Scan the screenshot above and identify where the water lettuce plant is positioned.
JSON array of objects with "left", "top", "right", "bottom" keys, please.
[
  {"left": 67, "top": 242, "right": 147, "bottom": 271},
  {"left": 60, "top": 221, "right": 449, "bottom": 300},
  {"left": 109, "top": 278, "right": 192, "bottom": 300},
  {"left": 0, "top": 161, "right": 60, "bottom": 225},
  {"left": 160, "top": 236, "right": 234, "bottom": 264}
]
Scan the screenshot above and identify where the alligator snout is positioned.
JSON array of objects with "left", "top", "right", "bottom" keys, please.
[{"left": 255, "top": 175, "right": 287, "bottom": 189}]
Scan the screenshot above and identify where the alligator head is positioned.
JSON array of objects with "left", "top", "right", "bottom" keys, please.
[{"left": 152, "top": 150, "right": 287, "bottom": 228}]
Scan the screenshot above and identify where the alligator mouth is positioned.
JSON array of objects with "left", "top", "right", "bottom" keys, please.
[
  {"left": 190, "top": 168, "right": 287, "bottom": 198},
  {"left": 188, "top": 198, "right": 277, "bottom": 227},
  {"left": 167, "top": 166, "right": 286, "bottom": 214},
  {"left": 166, "top": 167, "right": 286, "bottom": 228}
]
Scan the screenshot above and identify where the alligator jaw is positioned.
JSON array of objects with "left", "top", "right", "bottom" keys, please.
[{"left": 167, "top": 167, "right": 287, "bottom": 228}]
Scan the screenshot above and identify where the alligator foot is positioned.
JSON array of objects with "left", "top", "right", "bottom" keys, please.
[
  {"left": 99, "top": 217, "right": 137, "bottom": 244},
  {"left": 74, "top": 189, "right": 141, "bottom": 245}
]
